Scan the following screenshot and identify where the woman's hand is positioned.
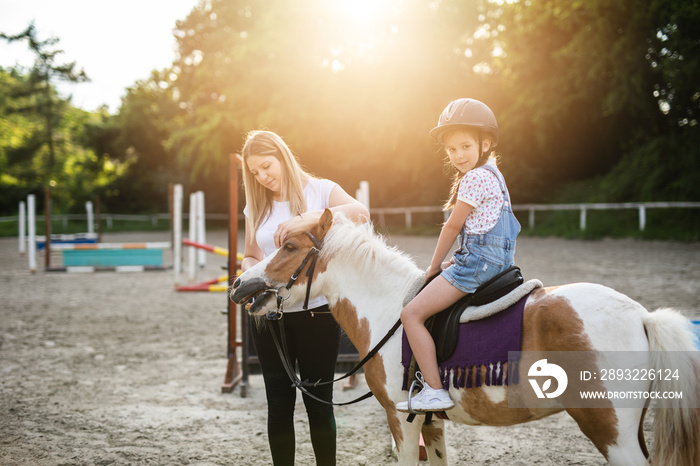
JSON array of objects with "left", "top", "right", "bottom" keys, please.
[{"left": 274, "top": 213, "right": 314, "bottom": 248}]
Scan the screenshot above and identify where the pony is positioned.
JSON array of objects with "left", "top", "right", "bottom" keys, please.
[{"left": 231, "top": 210, "right": 700, "bottom": 465}]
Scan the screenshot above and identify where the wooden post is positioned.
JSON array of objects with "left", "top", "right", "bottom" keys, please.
[{"left": 222, "top": 152, "right": 244, "bottom": 394}]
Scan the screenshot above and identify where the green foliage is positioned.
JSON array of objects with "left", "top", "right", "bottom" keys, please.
[
  {"left": 0, "top": 24, "right": 131, "bottom": 216},
  {"left": 2, "top": 0, "right": 698, "bottom": 239},
  {"left": 164, "top": 0, "right": 495, "bottom": 212},
  {"left": 0, "top": 66, "right": 130, "bottom": 214}
]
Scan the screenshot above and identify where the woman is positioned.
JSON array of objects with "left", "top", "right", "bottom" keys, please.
[{"left": 240, "top": 130, "right": 368, "bottom": 465}]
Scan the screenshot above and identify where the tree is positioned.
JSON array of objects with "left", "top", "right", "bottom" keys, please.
[
  {"left": 472, "top": 0, "right": 699, "bottom": 202},
  {"left": 162, "top": 0, "right": 498, "bottom": 211},
  {"left": 0, "top": 25, "right": 131, "bottom": 215},
  {"left": 1, "top": 22, "right": 88, "bottom": 174}
]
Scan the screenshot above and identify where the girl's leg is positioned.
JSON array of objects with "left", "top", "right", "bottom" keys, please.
[
  {"left": 250, "top": 319, "right": 298, "bottom": 466},
  {"left": 401, "top": 276, "right": 467, "bottom": 390},
  {"left": 293, "top": 310, "right": 340, "bottom": 465}
]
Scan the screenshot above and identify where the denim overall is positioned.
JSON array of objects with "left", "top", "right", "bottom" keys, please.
[{"left": 441, "top": 163, "right": 521, "bottom": 294}]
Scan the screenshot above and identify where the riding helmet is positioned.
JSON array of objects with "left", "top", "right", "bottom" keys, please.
[{"left": 430, "top": 98, "right": 499, "bottom": 147}]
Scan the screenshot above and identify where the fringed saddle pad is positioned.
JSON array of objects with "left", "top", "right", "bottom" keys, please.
[{"left": 402, "top": 293, "right": 529, "bottom": 391}]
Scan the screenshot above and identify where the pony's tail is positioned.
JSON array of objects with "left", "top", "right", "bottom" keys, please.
[{"left": 643, "top": 308, "right": 700, "bottom": 466}]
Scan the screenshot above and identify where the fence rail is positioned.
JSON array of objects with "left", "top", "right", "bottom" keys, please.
[
  {"left": 372, "top": 202, "right": 700, "bottom": 231},
  {"left": 0, "top": 212, "right": 229, "bottom": 229},
  {"left": 2, "top": 202, "right": 699, "bottom": 232}
]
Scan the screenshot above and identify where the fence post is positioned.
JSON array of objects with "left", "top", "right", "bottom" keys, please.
[
  {"left": 173, "top": 184, "right": 183, "bottom": 284},
  {"left": 28, "top": 195, "right": 36, "bottom": 273},
  {"left": 18, "top": 201, "right": 26, "bottom": 255},
  {"left": 356, "top": 181, "right": 370, "bottom": 209},
  {"left": 639, "top": 206, "right": 646, "bottom": 231},
  {"left": 188, "top": 193, "right": 197, "bottom": 282},
  {"left": 196, "top": 191, "right": 206, "bottom": 269},
  {"left": 528, "top": 207, "right": 535, "bottom": 229},
  {"left": 579, "top": 206, "right": 587, "bottom": 230},
  {"left": 86, "top": 201, "right": 94, "bottom": 234},
  {"left": 405, "top": 211, "right": 412, "bottom": 230}
]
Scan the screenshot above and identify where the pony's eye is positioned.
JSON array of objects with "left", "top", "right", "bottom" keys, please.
[{"left": 283, "top": 242, "right": 296, "bottom": 252}]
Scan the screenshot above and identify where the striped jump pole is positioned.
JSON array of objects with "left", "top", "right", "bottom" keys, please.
[
  {"left": 46, "top": 265, "right": 169, "bottom": 273},
  {"left": 182, "top": 239, "right": 229, "bottom": 257},
  {"left": 51, "top": 242, "right": 171, "bottom": 250},
  {"left": 176, "top": 274, "right": 229, "bottom": 292}
]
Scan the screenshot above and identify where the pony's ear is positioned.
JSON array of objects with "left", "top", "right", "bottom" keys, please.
[{"left": 316, "top": 208, "right": 333, "bottom": 240}]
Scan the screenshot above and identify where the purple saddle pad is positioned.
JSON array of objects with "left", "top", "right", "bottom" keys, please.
[{"left": 402, "top": 293, "right": 529, "bottom": 390}]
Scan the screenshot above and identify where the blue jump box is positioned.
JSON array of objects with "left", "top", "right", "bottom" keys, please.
[{"left": 62, "top": 249, "right": 164, "bottom": 267}]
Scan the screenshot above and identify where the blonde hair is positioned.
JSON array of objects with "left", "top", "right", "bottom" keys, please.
[
  {"left": 241, "top": 130, "right": 313, "bottom": 233},
  {"left": 442, "top": 127, "right": 497, "bottom": 210}
]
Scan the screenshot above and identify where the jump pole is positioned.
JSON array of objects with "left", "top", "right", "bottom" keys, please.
[
  {"left": 172, "top": 184, "right": 183, "bottom": 285},
  {"left": 196, "top": 191, "right": 206, "bottom": 269},
  {"left": 27, "top": 195, "right": 37, "bottom": 273},
  {"left": 222, "top": 152, "right": 244, "bottom": 394},
  {"left": 86, "top": 201, "right": 94, "bottom": 235},
  {"left": 18, "top": 201, "right": 26, "bottom": 255},
  {"left": 44, "top": 187, "right": 51, "bottom": 269},
  {"left": 188, "top": 193, "right": 197, "bottom": 282}
]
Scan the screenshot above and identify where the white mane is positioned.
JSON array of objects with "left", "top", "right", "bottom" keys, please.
[{"left": 320, "top": 214, "right": 424, "bottom": 301}]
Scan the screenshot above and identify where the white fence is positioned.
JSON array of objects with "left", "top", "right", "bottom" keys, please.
[
  {"left": 3, "top": 202, "right": 699, "bottom": 233},
  {"left": 371, "top": 202, "right": 700, "bottom": 231}
]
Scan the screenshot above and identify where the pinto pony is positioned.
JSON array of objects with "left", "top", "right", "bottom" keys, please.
[{"left": 231, "top": 210, "right": 700, "bottom": 466}]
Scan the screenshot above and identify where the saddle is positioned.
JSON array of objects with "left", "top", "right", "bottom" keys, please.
[{"left": 427, "top": 266, "right": 523, "bottom": 362}]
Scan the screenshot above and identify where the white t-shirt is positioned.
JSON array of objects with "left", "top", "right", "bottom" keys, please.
[{"left": 244, "top": 178, "right": 337, "bottom": 312}]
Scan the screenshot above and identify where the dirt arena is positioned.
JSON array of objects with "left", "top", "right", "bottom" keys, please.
[{"left": 1, "top": 230, "right": 699, "bottom": 465}]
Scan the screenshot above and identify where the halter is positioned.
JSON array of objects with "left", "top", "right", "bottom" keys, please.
[{"left": 267, "top": 230, "right": 323, "bottom": 321}]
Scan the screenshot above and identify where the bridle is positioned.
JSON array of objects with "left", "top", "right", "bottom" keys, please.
[
  {"left": 252, "top": 230, "right": 403, "bottom": 406},
  {"left": 267, "top": 230, "right": 323, "bottom": 321}
]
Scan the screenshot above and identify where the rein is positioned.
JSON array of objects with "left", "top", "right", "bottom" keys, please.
[{"left": 262, "top": 230, "right": 403, "bottom": 406}]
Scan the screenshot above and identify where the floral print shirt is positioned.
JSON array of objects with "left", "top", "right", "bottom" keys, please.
[{"left": 456, "top": 162, "right": 504, "bottom": 234}]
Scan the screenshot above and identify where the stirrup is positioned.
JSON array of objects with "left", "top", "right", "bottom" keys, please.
[{"left": 406, "top": 371, "right": 426, "bottom": 414}]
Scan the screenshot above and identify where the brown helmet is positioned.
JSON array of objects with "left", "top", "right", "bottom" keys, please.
[{"left": 430, "top": 98, "right": 499, "bottom": 147}]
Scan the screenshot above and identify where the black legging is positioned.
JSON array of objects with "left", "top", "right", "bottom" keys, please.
[{"left": 251, "top": 307, "right": 340, "bottom": 466}]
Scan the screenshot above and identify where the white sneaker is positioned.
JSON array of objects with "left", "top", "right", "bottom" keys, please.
[{"left": 396, "top": 372, "right": 454, "bottom": 412}]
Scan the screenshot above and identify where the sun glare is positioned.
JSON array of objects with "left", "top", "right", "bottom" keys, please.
[
  {"left": 330, "top": 0, "right": 386, "bottom": 27},
  {"left": 318, "top": 0, "right": 400, "bottom": 72}
]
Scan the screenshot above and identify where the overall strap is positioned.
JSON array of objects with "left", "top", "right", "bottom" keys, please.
[{"left": 480, "top": 163, "right": 513, "bottom": 209}]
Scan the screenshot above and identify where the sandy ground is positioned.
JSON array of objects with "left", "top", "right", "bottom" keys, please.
[{"left": 1, "top": 230, "right": 699, "bottom": 465}]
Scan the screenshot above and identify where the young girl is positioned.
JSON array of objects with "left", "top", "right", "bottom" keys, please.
[
  {"left": 396, "top": 98, "right": 521, "bottom": 412},
  {"left": 241, "top": 130, "right": 368, "bottom": 465}
]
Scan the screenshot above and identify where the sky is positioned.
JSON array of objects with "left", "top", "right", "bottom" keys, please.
[{"left": 0, "top": 0, "right": 200, "bottom": 113}]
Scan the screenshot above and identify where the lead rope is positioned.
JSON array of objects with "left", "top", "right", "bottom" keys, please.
[{"left": 270, "top": 317, "right": 375, "bottom": 406}]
